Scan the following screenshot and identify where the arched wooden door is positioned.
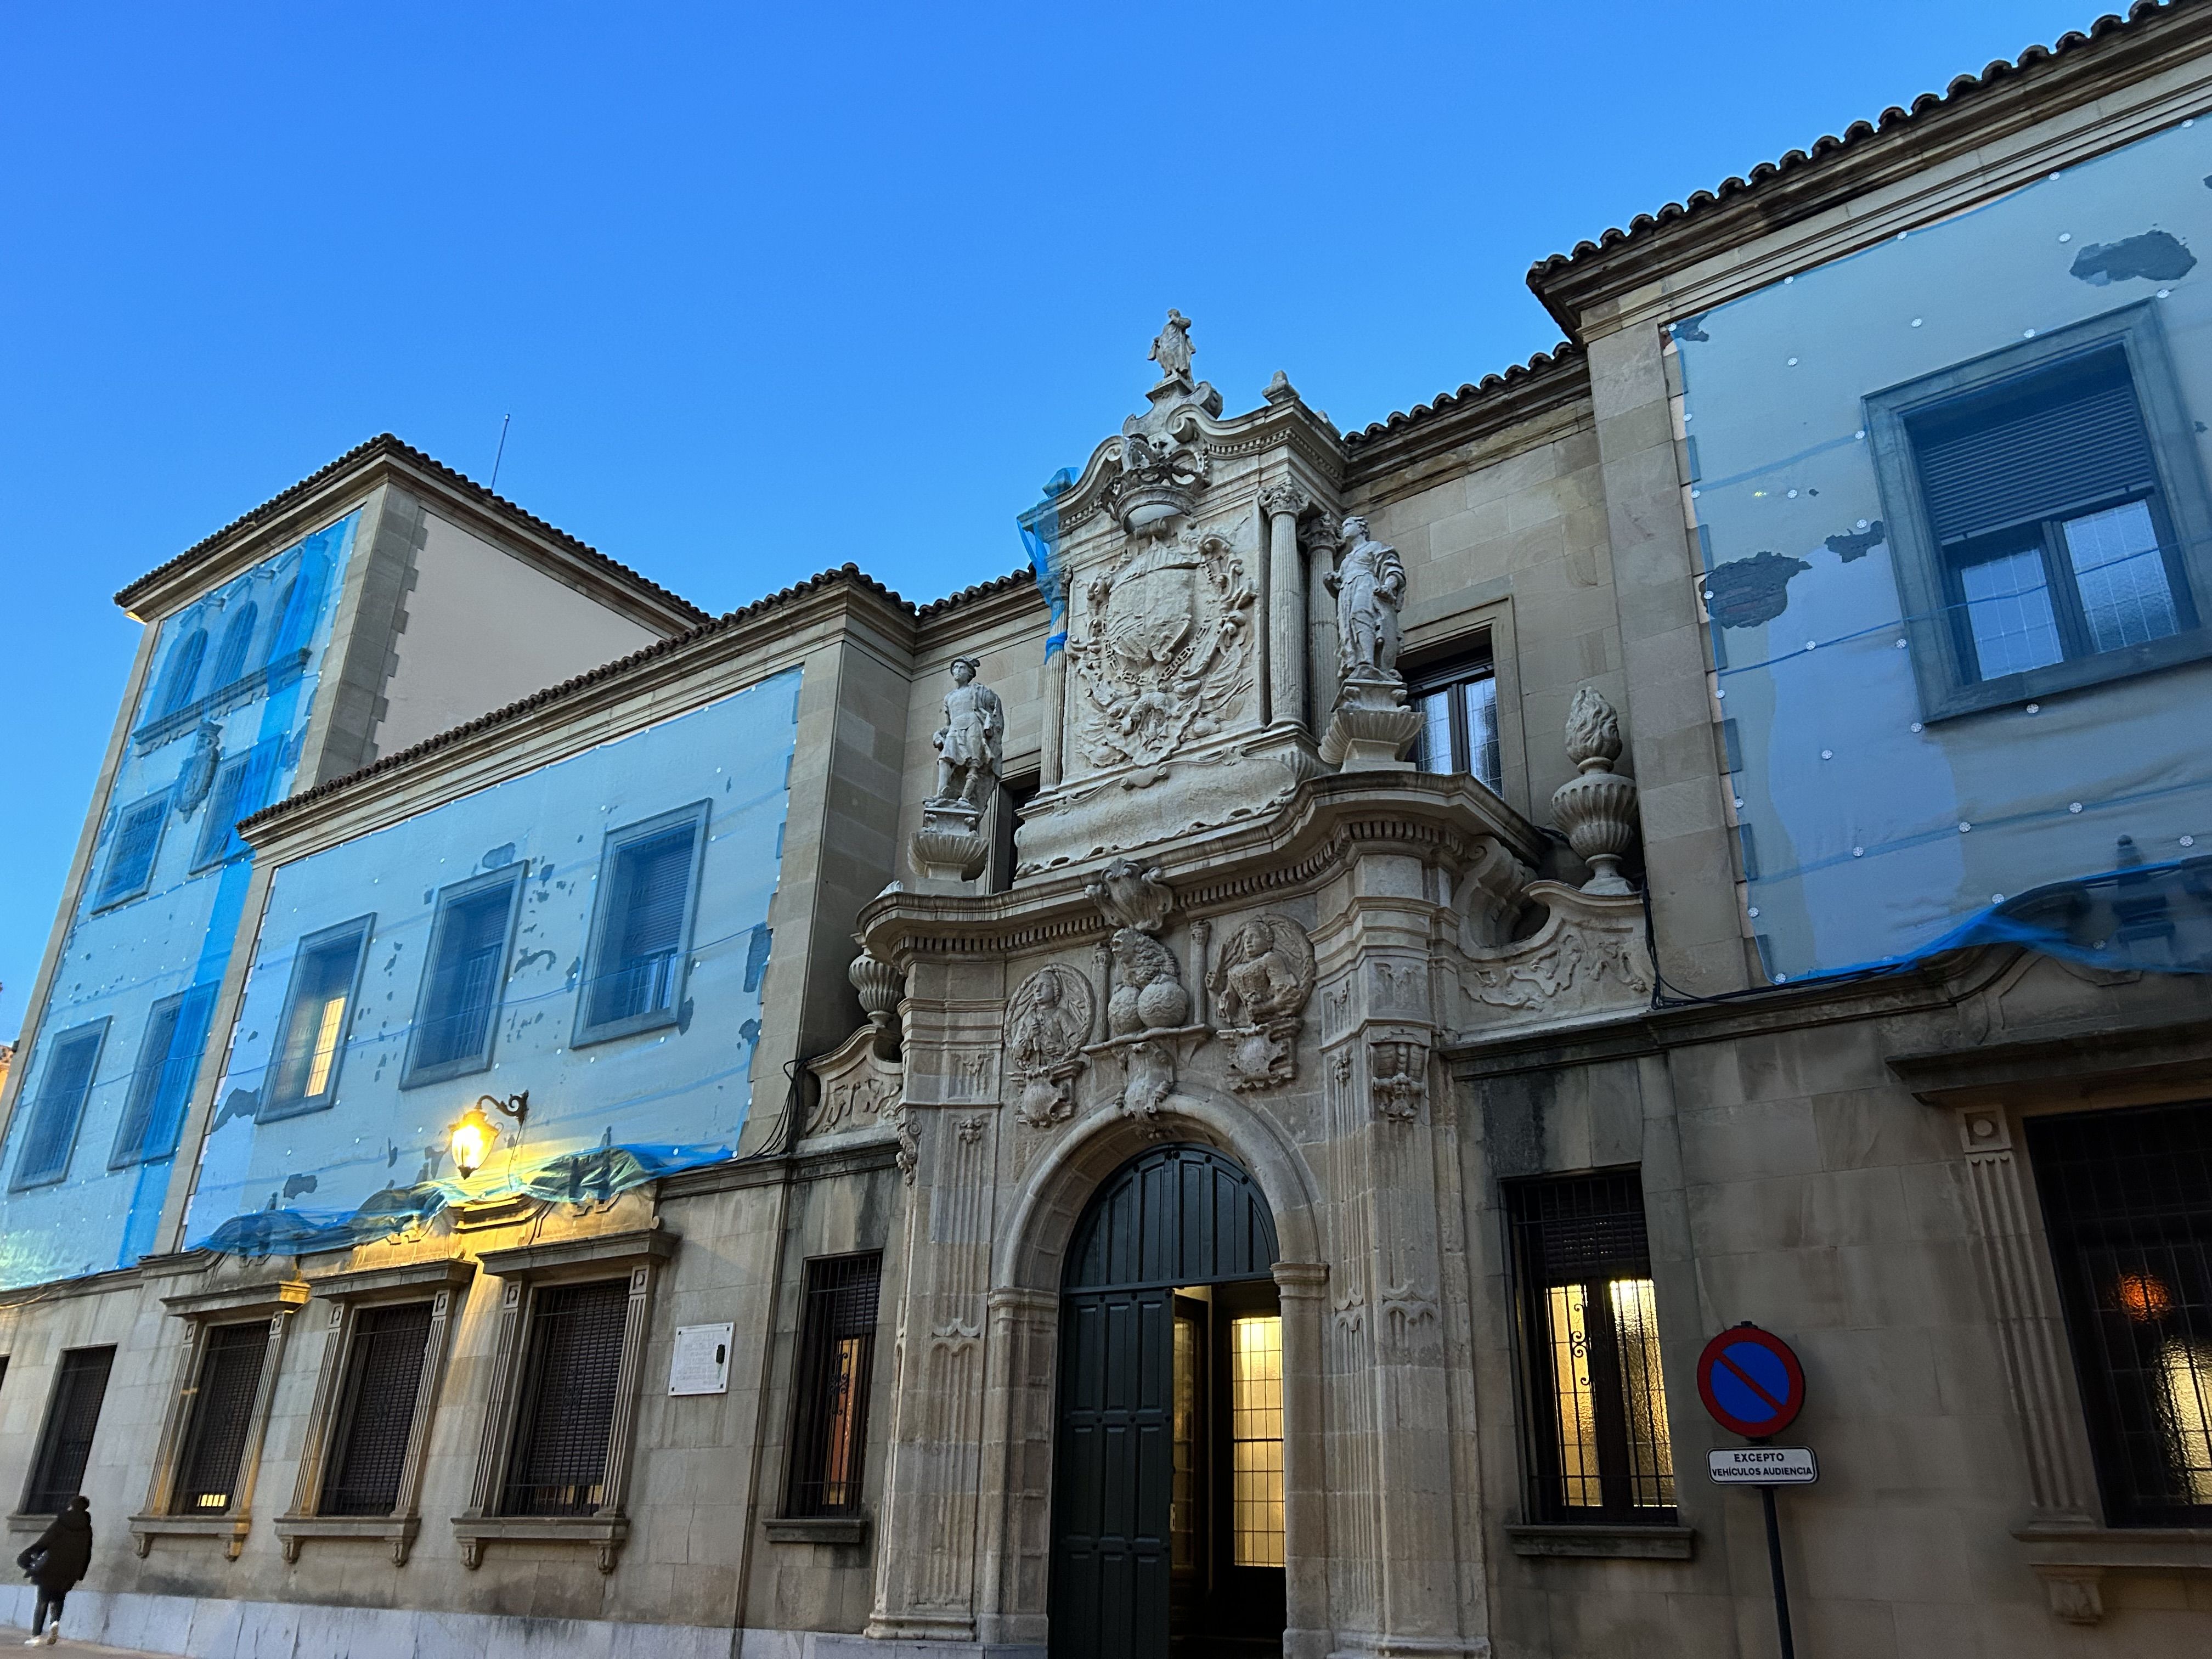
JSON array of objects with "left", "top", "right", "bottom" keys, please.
[{"left": 1051, "top": 1144, "right": 1282, "bottom": 1659}]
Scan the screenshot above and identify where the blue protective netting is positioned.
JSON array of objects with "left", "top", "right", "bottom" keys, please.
[{"left": 1673, "top": 111, "right": 2212, "bottom": 984}]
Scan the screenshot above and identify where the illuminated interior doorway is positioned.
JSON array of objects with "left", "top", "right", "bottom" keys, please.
[{"left": 1051, "top": 1144, "right": 1285, "bottom": 1659}]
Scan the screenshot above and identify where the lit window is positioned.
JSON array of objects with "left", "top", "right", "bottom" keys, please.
[
  {"left": 1409, "top": 644, "right": 1503, "bottom": 794},
  {"left": 402, "top": 866, "right": 524, "bottom": 1088},
  {"left": 1870, "top": 311, "right": 2212, "bottom": 720},
  {"left": 786, "top": 1253, "right": 882, "bottom": 1517},
  {"left": 95, "top": 795, "right": 168, "bottom": 908},
  {"left": 2029, "top": 1101, "right": 2212, "bottom": 1524},
  {"left": 1508, "top": 1169, "right": 1677, "bottom": 1522},
  {"left": 172, "top": 1323, "right": 269, "bottom": 1514},
  {"left": 261, "top": 917, "right": 373, "bottom": 1120},
  {"left": 10, "top": 1021, "right": 110, "bottom": 1190},
  {"left": 575, "top": 803, "right": 708, "bottom": 1046},
  {"left": 1229, "top": 1313, "right": 1285, "bottom": 1567}
]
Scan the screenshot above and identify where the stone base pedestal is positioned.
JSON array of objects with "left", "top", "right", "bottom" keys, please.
[
  {"left": 1320, "top": 672, "right": 1420, "bottom": 771},
  {"left": 910, "top": 800, "right": 988, "bottom": 892}
]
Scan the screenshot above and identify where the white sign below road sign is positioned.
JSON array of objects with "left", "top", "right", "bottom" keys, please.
[{"left": 1708, "top": 1446, "right": 1819, "bottom": 1486}]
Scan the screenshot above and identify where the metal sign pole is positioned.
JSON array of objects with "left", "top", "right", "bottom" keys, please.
[{"left": 1758, "top": 1482, "right": 1796, "bottom": 1659}]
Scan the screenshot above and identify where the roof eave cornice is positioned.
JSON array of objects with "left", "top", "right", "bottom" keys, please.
[{"left": 1342, "top": 347, "right": 1591, "bottom": 482}]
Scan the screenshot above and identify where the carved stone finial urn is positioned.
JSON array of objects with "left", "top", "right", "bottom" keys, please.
[
  {"left": 1549, "top": 685, "right": 1640, "bottom": 895},
  {"left": 849, "top": 947, "right": 905, "bottom": 1036}
]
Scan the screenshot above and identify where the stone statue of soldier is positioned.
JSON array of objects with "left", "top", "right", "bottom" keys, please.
[
  {"left": 1329, "top": 515, "right": 1406, "bottom": 684},
  {"left": 930, "top": 657, "right": 1005, "bottom": 810}
]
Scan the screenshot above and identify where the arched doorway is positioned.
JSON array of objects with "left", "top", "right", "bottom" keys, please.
[{"left": 1051, "top": 1144, "right": 1285, "bottom": 1659}]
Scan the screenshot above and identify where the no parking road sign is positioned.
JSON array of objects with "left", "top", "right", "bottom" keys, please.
[{"left": 1696, "top": 1323, "right": 1805, "bottom": 1439}]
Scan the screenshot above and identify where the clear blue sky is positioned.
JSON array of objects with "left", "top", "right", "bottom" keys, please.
[{"left": 0, "top": 1, "right": 2100, "bottom": 1039}]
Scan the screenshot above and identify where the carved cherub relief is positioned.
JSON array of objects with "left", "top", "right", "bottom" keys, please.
[
  {"left": 1005, "top": 965, "right": 1094, "bottom": 1128},
  {"left": 1207, "top": 915, "right": 1315, "bottom": 1091}
]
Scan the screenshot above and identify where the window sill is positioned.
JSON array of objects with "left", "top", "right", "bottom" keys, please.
[
  {"left": 128, "top": 1511, "right": 252, "bottom": 1561},
  {"left": 453, "top": 1514, "right": 628, "bottom": 1573},
  {"left": 6, "top": 1514, "right": 58, "bottom": 1536},
  {"left": 2015, "top": 1522, "right": 2212, "bottom": 1624},
  {"left": 764, "top": 1515, "right": 870, "bottom": 1546},
  {"left": 1505, "top": 1522, "right": 1696, "bottom": 1560},
  {"left": 274, "top": 1515, "right": 421, "bottom": 1566}
]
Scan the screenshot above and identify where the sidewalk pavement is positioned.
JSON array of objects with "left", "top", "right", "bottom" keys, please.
[{"left": 0, "top": 1628, "right": 168, "bottom": 1657}]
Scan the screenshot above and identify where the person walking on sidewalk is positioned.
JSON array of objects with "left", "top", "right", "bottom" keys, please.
[{"left": 15, "top": 1497, "right": 91, "bottom": 1647}]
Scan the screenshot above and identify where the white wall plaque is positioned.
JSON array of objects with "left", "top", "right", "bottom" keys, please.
[
  {"left": 1707, "top": 1446, "right": 1818, "bottom": 1486},
  {"left": 669, "top": 1322, "right": 735, "bottom": 1396}
]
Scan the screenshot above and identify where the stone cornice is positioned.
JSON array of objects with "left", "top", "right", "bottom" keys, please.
[
  {"left": 1041, "top": 393, "right": 1346, "bottom": 540},
  {"left": 1525, "top": 1, "right": 2212, "bottom": 339},
  {"left": 240, "top": 572, "right": 916, "bottom": 864},
  {"left": 856, "top": 771, "right": 1544, "bottom": 964},
  {"left": 913, "top": 569, "right": 1049, "bottom": 656},
  {"left": 116, "top": 436, "right": 708, "bottom": 633},
  {"left": 1341, "top": 346, "right": 1590, "bottom": 483}
]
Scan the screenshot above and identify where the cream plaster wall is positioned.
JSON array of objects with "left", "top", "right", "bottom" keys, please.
[{"left": 373, "top": 507, "right": 662, "bottom": 759}]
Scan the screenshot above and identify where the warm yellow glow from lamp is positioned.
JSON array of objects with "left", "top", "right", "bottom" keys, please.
[{"left": 450, "top": 1092, "right": 529, "bottom": 1178}]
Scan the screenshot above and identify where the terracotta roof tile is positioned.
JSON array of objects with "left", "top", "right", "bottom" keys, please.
[
  {"left": 1526, "top": 2, "right": 2175, "bottom": 290},
  {"left": 1342, "top": 343, "right": 1585, "bottom": 447},
  {"left": 114, "top": 432, "right": 709, "bottom": 621},
  {"left": 243, "top": 561, "right": 1039, "bottom": 834}
]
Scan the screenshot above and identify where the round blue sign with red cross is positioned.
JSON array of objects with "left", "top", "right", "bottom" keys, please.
[{"left": 1696, "top": 1324, "right": 1806, "bottom": 1439}]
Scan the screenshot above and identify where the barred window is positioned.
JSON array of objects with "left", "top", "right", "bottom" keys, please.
[
  {"left": 320, "top": 1302, "right": 433, "bottom": 1517},
  {"left": 785, "top": 1253, "right": 882, "bottom": 1517},
  {"left": 575, "top": 804, "right": 708, "bottom": 1046},
  {"left": 1505, "top": 1169, "right": 1676, "bottom": 1522},
  {"left": 402, "top": 866, "right": 523, "bottom": 1088},
  {"left": 96, "top": 795, "right": 168, "bottom": 908},
  {"left": 502, "top": 1280, "right": 629, "bottom": 1517},
  {"left": 111, "top": 986, "right": 216, "bottom": 1169},
  {"left": 2029, "top": 1100, "right": 2212, "bottom": 1526},
  {"left": 22, "top": 1347, "right": 114, "bottom": 1515},
  {"left": 12, "top": 1019, "right": 110, "bottom": 1190},
  {"left": 173, "top": 1322, "right": 269, "bottom": 1514},
  {"left": 1409, "top": 640, "right": 1503, "bottom": 795},
  {"left": 261, "top": 916, "right": 373, "bottom": 1120}
]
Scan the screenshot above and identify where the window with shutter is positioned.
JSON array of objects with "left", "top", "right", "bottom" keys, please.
[
  {"left": 501, "top": 1280, "right": 630, "bottom": 1516},
  {"left": 211, "top": 602, "right": 259, "bottom": 687},
  {"left": 22, "top": 1347, "right": 115, "bottom": 1514},
  {"left": 786, "top": 1253, "right": 883, "bottom": 1517},
  {"left": 192, "top": 741, "right": 281, "bottom": 872},
  {"left": 261, "top": 917, "right": 373, "bottom": 1120},
  {"left": 171, "top": 1323, "right": 269, "bottom": 1514},
  {"left": 320, "top": 1301, "right": 434, "bottom": 1516},
  {"left": 575, "top": 803, "right": 708, "bottom": 1046},
  {"left": 96, "top": 796, "right": 168, "bottom": 907},
  {"left": 110, "top": 985, "right": 216, "bottom": 1169},
  {"left": 12, "top": 1020, "right": 109, "bottom": 1189},
  {"left": 402, "top": 866, "right": 524, "bottom": 1088},
  {"left": 1506, "top": 1169, "right": 1676, "bottom": 1524},
  {"left": 1869, "top": 304, "right": 2212, "bottom": 719}
]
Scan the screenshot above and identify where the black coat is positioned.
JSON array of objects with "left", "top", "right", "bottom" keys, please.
[{"left": 16, "top": 1508, "right": 91, "bottom": 1591}]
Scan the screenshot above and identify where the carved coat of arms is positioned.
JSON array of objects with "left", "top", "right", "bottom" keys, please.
[{"left": 1066, "top": 527, "right": 1255, "bottom": 778}]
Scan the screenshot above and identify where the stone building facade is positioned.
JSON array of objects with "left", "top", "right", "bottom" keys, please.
[{"left": 2, "top": 7, "right": 2211, "bottom": 1656}]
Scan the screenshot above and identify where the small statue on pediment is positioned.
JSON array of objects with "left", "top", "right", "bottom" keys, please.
[{"left": 1149, "top": 309, "right": 1195, "bottom": 385}]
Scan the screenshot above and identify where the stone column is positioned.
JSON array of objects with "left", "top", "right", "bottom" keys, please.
[
  {"left": 1275, "top": 1261, "right": 1331, "bottom": 1659},
  {"left": 1304, "top": 517, "right": 1342, "bottom": 732},
  {"left": 1041, "top": 648, "right": 1067, "bottom": 789},
  {"left": 1263, "top": 484, "right": 1311, "bottom": 735}
]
